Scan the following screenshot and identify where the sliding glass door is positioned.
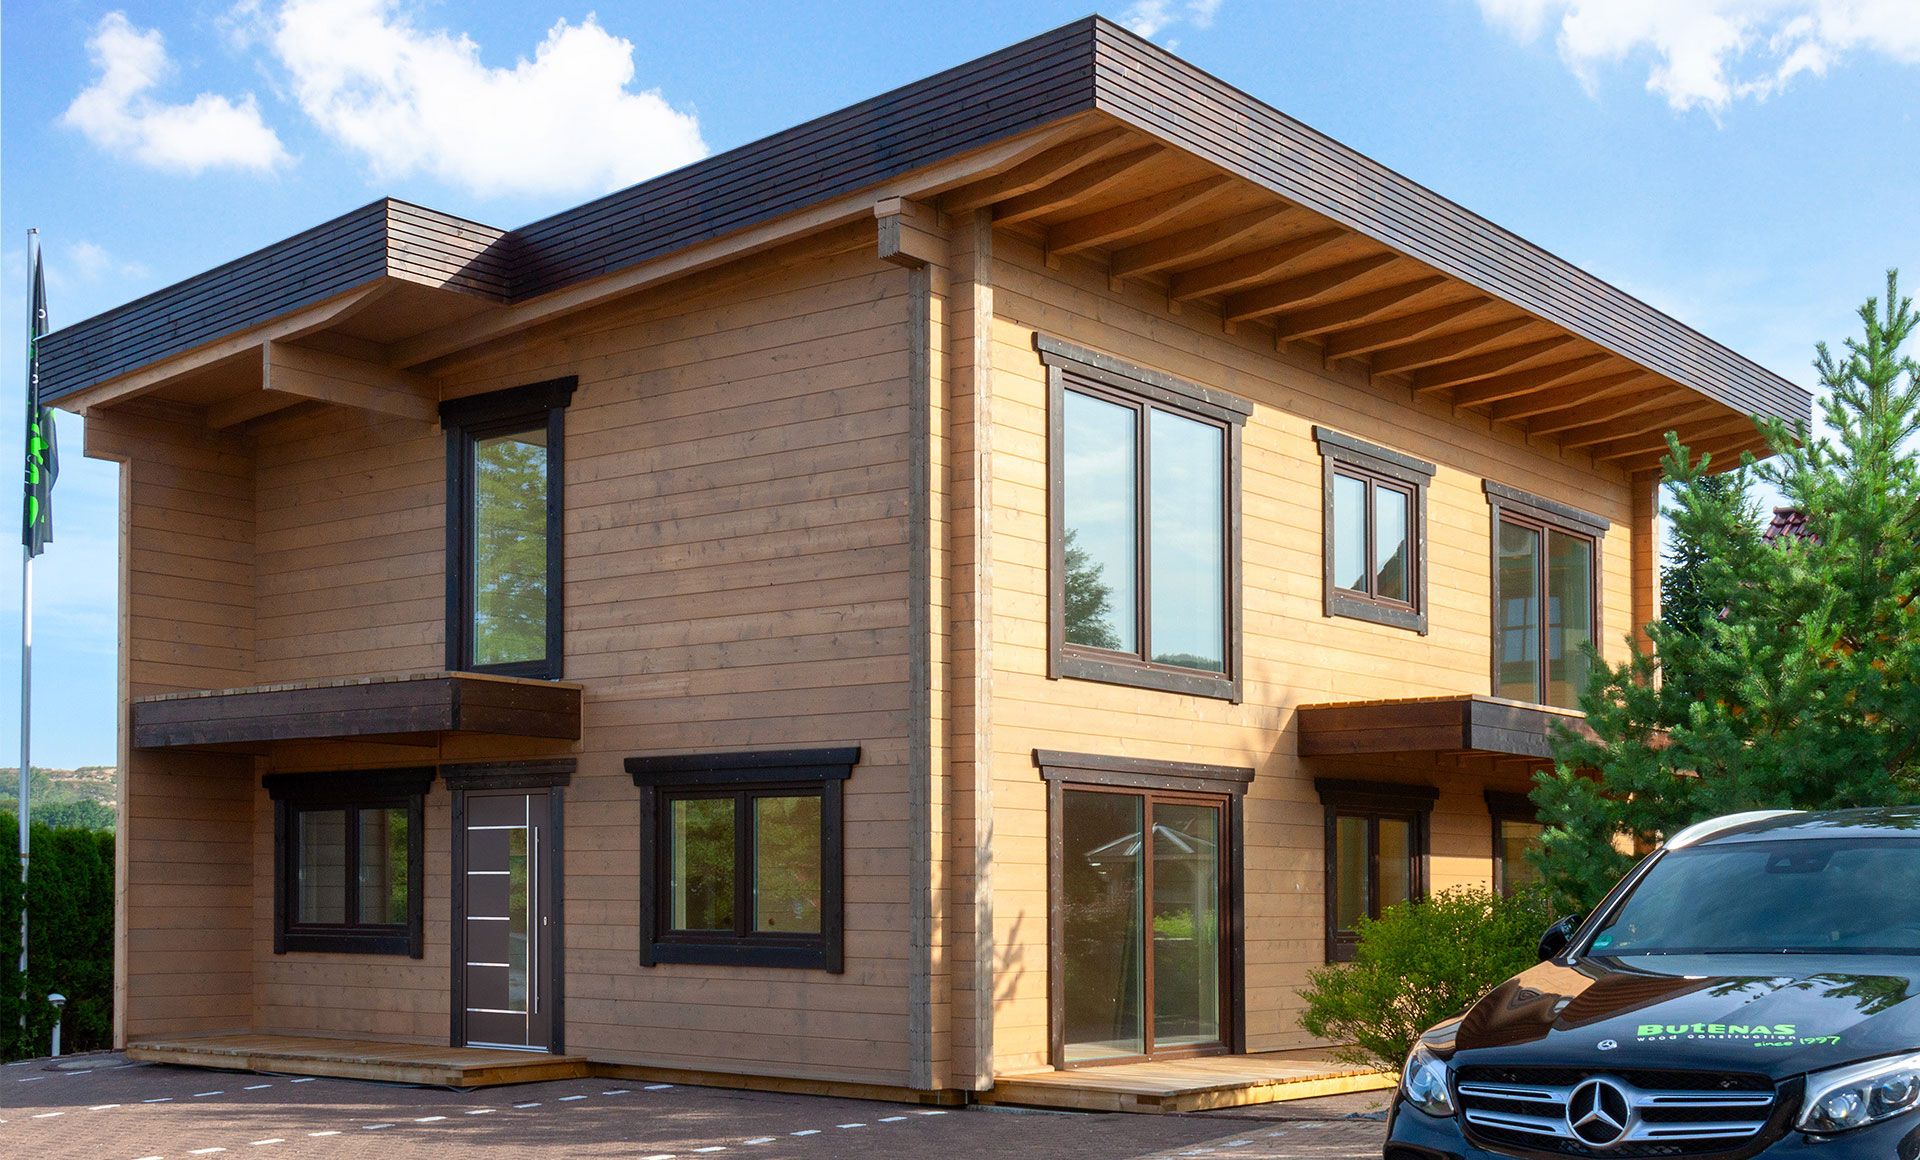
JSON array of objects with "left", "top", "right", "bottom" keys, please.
[{"left": 1058, "top": 787, "right": 1228, "bottom": 1065}]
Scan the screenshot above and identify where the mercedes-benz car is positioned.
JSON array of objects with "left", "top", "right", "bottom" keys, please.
[{"left": 1386, "top": 808, "right": 1920, "bottom": 1158}]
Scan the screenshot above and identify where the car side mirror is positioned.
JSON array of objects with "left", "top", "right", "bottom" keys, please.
[{"left": 1538, "top": 913, "right": 1585, "bottom": 961}]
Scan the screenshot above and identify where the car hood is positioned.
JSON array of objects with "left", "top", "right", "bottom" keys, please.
[{"left": 1443, "top": 954, "right": 1920, "bottom": 1077}]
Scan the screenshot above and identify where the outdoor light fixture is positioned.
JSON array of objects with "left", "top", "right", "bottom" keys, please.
[{"left": 47, "top": 993, "right": 65, "bottom": 1058}]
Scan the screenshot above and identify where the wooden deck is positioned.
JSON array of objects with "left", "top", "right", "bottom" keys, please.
[
  {"left": 984, "top": 1052, "right": 1395, "bottom": 1114},
  {"left": 126, "top": 1035, "right": 590, "bottom": 1089}
]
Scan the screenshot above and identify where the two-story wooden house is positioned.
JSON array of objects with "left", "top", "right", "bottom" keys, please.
[{"left": 40, "top": 18, "right": 1807, "bottom": 1103}]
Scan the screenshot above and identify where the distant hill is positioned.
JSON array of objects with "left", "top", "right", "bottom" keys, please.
[{"left": 0, "top": 766, "right": 118, "bottom": 831}]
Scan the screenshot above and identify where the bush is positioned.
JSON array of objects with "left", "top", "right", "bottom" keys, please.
[
  {"left": 1300, "top": 886, "right": 1552, "bottom": 1070},
  {"left": 0, "top": 813, "right": 115, "bottom": 1059}
]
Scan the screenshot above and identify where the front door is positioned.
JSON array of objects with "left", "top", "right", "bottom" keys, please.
[
  {"left": 1057, "top": 787, "right": 1231, "bottom": 1065},
  {"left": 458, "top": 790, "right": 556, "bottom": 1051}
]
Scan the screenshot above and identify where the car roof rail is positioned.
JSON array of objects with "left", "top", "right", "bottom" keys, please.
[{"left": 1666, "top": 809, "right": 1805, "bottom": 850}]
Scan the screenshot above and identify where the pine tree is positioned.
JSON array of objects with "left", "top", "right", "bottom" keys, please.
[{"left": 1536, "top": 272, "right": 1920, "bottom": 908}]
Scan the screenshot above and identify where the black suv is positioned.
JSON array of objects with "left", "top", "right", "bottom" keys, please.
[{"left": 1387, "top": 808, "right": 1920, "bottom": 1158}]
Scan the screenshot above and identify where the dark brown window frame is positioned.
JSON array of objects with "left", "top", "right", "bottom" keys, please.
[
  {"left": 1035, "top": 749, "right": 1251, "bottom": 1069},
  {"left": 1484, "top": 480, "right": 1608, "bottom": 708},
  {"left": 1315, "top": 778, "right": 1437, "bottom": 963},
  {"left": 1038, "top": 335, "right": 1250, "bottom": 703},
  {"left": 627, "top": 747, "right": 857, "bottom": 972},
  {"left": 1314, "top": 427, "right": 1435, "bottom": 634},
  {"left": 267, "top": 768, "right": 432, "bottom": 957},
  {"left": 442, "top": 376, "right": 578, "bottom": 681},
  {"left": 445, "top": 759, "right": 572, "bottom": 1053},
  {"left": 1486, "top": 789, "right": 1543, "bottom": 899}
]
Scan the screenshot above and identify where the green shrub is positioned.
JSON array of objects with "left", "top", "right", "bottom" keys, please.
[
  {"left": 0, "top": 813, "right": 116, "bottom": 1059},
  {"left": 1300, "top": 886, "right": 1553, "bottom": 1071}
]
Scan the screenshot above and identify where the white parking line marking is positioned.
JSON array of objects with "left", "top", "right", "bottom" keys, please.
[
  {"left": 16, "top": 1075, "right": 43, "bottom": 1082},
  {"left": 879, "top": 1115, "right": 907, "bottom": 1122},
  {"left": 32, "top": 1111, "right": 63, "bottom": 1118},
  {"left": 244, "top": 1083, "right": 273, "bottom": 1090},
  {"left": 90, "top": 1103, "right": 121, "bottom": 1110},
  {"left": 743, "top": 1136, "right": 775, "bottom": 1145},
  {"left": 308, "top": 1131, "right": 340, "bottom": 1136},
  {"left": 644, "top": 1083, "right": 674, "bottom": 1090},
  {"left": 558, "top": 1094, "right": 587, "bottom": 1101},
  {"left": 465, "top": 1108, "right": 495, "bottom": 1115},
  {"left": 791, "top": 1129, "right": 820, "bottom": 1136},
  {"left": 132, "top": 1155, "right": 164, "bottom": 1159},
  {"left": 639, "top": 1154, "right": 677, "bottom": 1160},
  {"left": 415, "top": 1115, "right": 447, "bottom": 1122},
  {"left": 693, "top": 1149, "right": 727, "bottom": 1155},
  {"left": 250, "top": 1139, "right": 285, "bottom": 1146},
  {"left": 189, "top": 1149, "right": 228, "bottom": 1155},
  {"left": 192, "top": 1090, "right": 225, "bottom": 1097},
  {"left": 290, "top": 1077, "right": 316, "bottom": 1083},
  {"left": 363, "top": 1123, "right": 393, "bottom": 1130},
  {"left": 63, "top": 1069, "right": 95, "bottom": 1075},
  {"left": 514, "top": 1101, "right": 541, "bottom": 1108},
  {"left": 143, "top": 1096, "right": 174, "bottom": 1103},
  {"left": 837, "top": 1122, "right": 866, "bottom": 1129},
  {"left": 602, "top": 1089, "right": 632, "bottom": 1095},
  {"left": 918, "top": 1109, "right": 948, "bottom": 1115}
]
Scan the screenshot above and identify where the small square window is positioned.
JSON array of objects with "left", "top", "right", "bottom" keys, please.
[
  {"left": 629, "top": 748, "right": 856, "bottom": 972},
  {"left": 268, "top": 770, "right": 430, "bottom": 957},
  {"left": 1315, "top": 428, "right": 1434, "bottom": 634}
]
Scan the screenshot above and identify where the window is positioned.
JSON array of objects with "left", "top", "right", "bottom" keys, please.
[
  {"left": 266, "top": 769, "right": 431, "bottom": 956},
  {"left": 627, "top": 747, "right": 857, "bottom": 971},
  {"left": 443, "top": 377, "right": 577, "bottom": 680},
  {"left": 1486, "top": 790, "right": 1546, "bottom": 897},
  {"left": 1314, "top": 428, "right": 1434, "bottom": 633},
  {"left": 1315, "top": 779, "right": 1436, "bottom": 962},
  {"left": 1038, "top": 336, "right": 1249, "bottom": 701},
  {"left": 1485, "top": 481, "right": 1608, "bottom": 709}
]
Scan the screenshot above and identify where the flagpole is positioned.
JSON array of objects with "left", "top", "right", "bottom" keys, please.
[{"left": 19, "top": 229, "right": 38, "bottom": 1017}]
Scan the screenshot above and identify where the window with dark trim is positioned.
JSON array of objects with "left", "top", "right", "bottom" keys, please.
[
  {"left": 627, "top": 747, "right": 856, "bottom": 972},
  {"left": 1315, "top": 779, "right": 1436, "bottom": 962},
  {"left": 442, "top": 377, "right": 577, "bottom": 681},
  {"left": 1038, "top": 335, "right": 1249, "bottom": 702},
  {"left": 1485, "top": 480, "right": 1608, "bottom": 710},
  {"left": 267, "top": 768, "right": 431, "bottom": 957},
  {"left": 1314, "top": 428, "right": 1433, "bottom": 634},
  {"left": 1486, "top": 790, "right": 1546, "bottom": 898}
]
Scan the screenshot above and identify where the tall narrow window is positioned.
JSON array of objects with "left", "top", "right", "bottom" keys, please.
[
  {"left": 1487, "top": 791, "right": 1547, "bottom": 898},
  {"left": 1317, "top": 780, "right": 1435, "bottom": 962},
  {"left": 268, "top": 769, "right": 430, "bottom": 957},
  {"left": 443, "top": 378, "right": 576, "bottom": 680},
  {"left": 1040, "top": 336, "right": 1248, "bottom": 701},
  {"left": 1315, "top": 429, "right": 1434, "bottom": 633},
  {"left": 1486, "top": 481, "right": 1607, "bottom": 709}
]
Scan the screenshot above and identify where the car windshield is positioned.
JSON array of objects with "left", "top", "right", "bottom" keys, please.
[{"left": 1588, "top": 838, "right": 1920, "bottom": 956}]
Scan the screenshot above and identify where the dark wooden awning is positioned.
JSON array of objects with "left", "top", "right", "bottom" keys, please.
[
  {"left": 132, "top": 672, "right": 581, "bottom": 750},
  {"left": 1295, "top": 694, "right": 1590, "bottom": 761}
]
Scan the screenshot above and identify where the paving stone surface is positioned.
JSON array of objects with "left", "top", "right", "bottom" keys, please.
[{"left": 0, "top": 1052, "right": 1389, "bottom": 1159}]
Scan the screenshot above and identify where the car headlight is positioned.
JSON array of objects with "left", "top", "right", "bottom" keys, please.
[
  {"left": 1401, "top": 1042, "right": 1455, "bottom": 1117},
  {"left": 1799, "top": 1051, "right": 1920, "bottom": 1134}
]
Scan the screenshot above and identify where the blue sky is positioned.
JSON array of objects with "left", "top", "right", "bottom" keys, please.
[{"left": 1, "top": 0, "right": 1916, "bottom": 767}]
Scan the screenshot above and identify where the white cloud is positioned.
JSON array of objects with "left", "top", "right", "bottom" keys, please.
[
  {"left": 59, "top": 241, "right": 150, "bottom": 286},
  {"left": 1479, "top": 0, "right": 1920, "bottom": 113},
  {"left": 265, "top": 0, "right": 708, "bottom": 198},
  {"left": 1122, "top": 0, "right": 1223, "bottom": 41},
  {"left": 61, "top": 12, "right": 290, "bottom": 173}
]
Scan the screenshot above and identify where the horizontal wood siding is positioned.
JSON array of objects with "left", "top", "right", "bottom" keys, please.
[{"left": 984, "top": 233, "right": 1638, "bottom": 1070}]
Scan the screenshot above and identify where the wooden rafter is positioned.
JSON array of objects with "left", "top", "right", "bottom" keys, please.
[
  {"left": 1369, "top": 318, "right": 1535, "bottom": 377},
  {"left": 1558, "top": 401, "right": 1724, "bottom": 450},
  {"left": 1591, "top": 414, "right": 1756, "bottom": 463},
  {"left": 1522, "top": 380, "right": 1677, "bottom": 435},
  {"left": 1168, "top": 230, "right": 1345, "bottom": 301},
  {"left": 1447, "top": 354, "right": 1612, "bottom": 409},
  {"left": 939, "top": 127, "right": 1136, "bottom": 212},
  {"left": 1222, "top": 253, "right": 1400, "bottom": 323},
  {"left": 1046, "top": 175, "right": 1235, "bottom": 258},
  {"left": 1267, "top": 276, "right": 1446, "bottom": 341},
  {"left": 992, "top": 145, "right": 1164, "bottom": 224},
  {"left": 1410, "top": 337, "right": 1574, "bottom": 392},
  {"left": 1487, "top": 370, "right": 1655, "bottom": 425},
  {"left": 1320, "top": 298, "right": 1491, "bottom": 360},
  {"left": 1108, "top": 206, "right": 1301, "bottom": 281}
]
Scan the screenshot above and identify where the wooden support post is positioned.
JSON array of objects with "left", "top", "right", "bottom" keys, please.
[{"left": 1631, "top": 470, "right": 1661, "bottom": 666}]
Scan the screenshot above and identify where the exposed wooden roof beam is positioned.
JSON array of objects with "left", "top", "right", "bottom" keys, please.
[
  {"left": 940, "top": 126, "right": 1136, "bottom": 212},
  {"left": 1448, "top": 354, "right": 1613, "bottom": 409},
  {"left": 1370, "top": 318, "right": 1536, "bottom": 377},
  {"left": 1488, "top": 370, "right": 1657, "bottom": 425},
  {"left": 1522, "top": 380, "right": 1676, "bottom": 435},
  {"left": 1321, "top": 298, "right": 1492, "bottom": 360},
  {"left": 992, "top": 145, "right": 1164, "bottom": 224},
  {"left": 1410, "top": 337, "right": 1575, "bottom": 392},
  {"left": 1046, "top": 175, "right": 1235, "bottom": 259},
  {"left": 1558, "top": 401, "right": 1724, "bottom": 450},
  {"left": 1108, "top": 206, "right": 1301, "bottom": 281},
  {"left": 1222, "top": 253, "right": 1400, "bottom": 323},
  {"left": 1590, "top": 414, "right": 1756, "bottom": 463},
  {"left": 1168, "top": 230, "right": 1345, "bottom": 301},
  {"left": 1267, "top": 276, "right": 1446, "bottom": 341}
]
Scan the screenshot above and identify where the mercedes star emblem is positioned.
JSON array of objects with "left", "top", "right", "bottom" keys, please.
[{"left": 1567, "top": 1077, "right": 1634, "bottom": 1148}]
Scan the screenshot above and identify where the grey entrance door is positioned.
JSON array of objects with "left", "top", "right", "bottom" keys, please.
[{"left": 459, "top": 790, "right": 555, "bottom": 1050}]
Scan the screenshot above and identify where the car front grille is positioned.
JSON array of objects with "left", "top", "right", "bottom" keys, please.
[{"left": 1455, "top": 1066, "right": 1781, "bottom": 1157}]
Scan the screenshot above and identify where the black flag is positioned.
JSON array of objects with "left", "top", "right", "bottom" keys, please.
[{"left": 22, "top": 241, "right": 55, "bottom": 556}]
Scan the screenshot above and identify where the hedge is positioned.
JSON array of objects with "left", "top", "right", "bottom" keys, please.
[{"left": 0, "top": 813, "right": 115, "bottom": 1060}]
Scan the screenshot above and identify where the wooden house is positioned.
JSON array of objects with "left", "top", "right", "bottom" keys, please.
[{"left": 39, "top": 18, "right": 1807, "bottom": 1101}]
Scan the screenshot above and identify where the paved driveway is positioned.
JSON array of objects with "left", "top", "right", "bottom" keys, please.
[{"left": 1, "top": 1054, "right": 1387, "bottom": 1159}]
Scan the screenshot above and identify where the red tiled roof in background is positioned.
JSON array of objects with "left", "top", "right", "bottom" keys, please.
[{"left": 1764, "top": 507, "right": 1814, "bottom": 543}]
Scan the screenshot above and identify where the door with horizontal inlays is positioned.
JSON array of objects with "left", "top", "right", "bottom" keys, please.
[{"left": 458, "top": 790, "right": 554, "bottom": 1051}]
